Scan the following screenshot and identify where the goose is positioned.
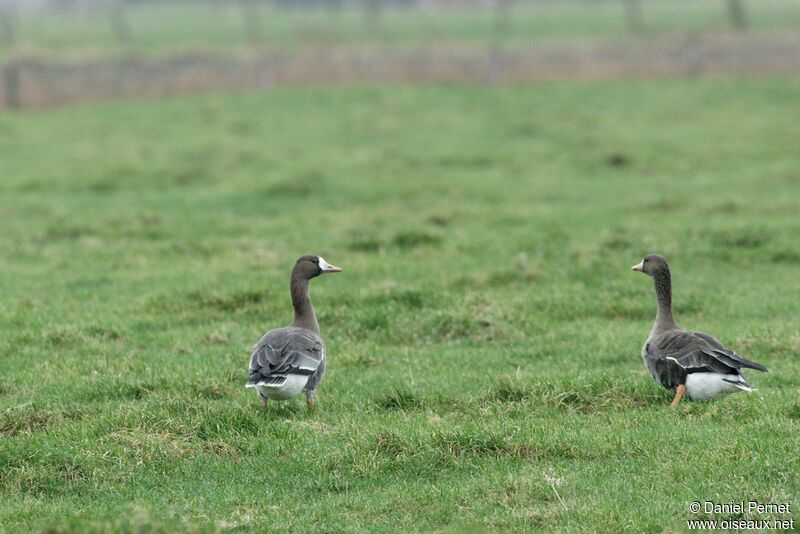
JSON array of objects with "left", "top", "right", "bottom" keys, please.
[
  {"left": 631, "top": 254, "right": 767, "bottom": 408},
  {"left": 246, "top": 255, "right": 341, "bottom": 410}
]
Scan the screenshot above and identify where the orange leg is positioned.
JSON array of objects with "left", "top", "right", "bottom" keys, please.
[
  {"left": 260, "top": 395, "right": 269, "bottom": 411},
  {"left": 671, "top": 384, "right": 687, "bottom": 409},
  {"left": 307, "top": 397, "right": 314, "bottom": 410}
]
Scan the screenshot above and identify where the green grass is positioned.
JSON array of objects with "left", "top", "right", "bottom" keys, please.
[
  {"left": 3, "top": 0, "right": 800, "bottom": 58},
  {"left": 1, "top": 78, "right": 800, "bottom": 531}
]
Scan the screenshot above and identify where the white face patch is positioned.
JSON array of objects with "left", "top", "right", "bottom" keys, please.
[{"left": 317, "top": 256, "right": 341, "bottom": 272}]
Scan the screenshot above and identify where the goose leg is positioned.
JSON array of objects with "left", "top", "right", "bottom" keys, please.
[
  {"left": 259, "top": 394, "right": 269, "bottom": 411},
  {"left": 306, "top": 395, "right": 314, "bottom": 410},
  {"left": 671, "top": 384, "right": 687, "bottom": 409}
]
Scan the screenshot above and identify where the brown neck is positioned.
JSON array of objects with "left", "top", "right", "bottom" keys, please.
[
  {"left": 290, "top": 272, "right": 320, "bottom": 335},
  {"left": 652, "top": 267, "right": 677, "bottom": 334}
]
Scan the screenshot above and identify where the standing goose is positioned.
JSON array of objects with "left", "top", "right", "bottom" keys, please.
[
  {"left": 246, "top": 255, "right": 341, "bottom": 410},
  {"left": 631, "top": 254, "right": 767, "bottom": 408}
]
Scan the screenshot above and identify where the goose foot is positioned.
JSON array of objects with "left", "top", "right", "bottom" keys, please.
[
  {"left": 671, "top": 384, "right": 687, "bottom": 409},
  {"left": 306, "top": 397, "right": 314, "bottom": 410},
  {"left": 260, "top": 395, "right": 269, "bottom": 411}
]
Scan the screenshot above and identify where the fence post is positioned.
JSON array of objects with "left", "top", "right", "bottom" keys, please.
[
  {"left": 488, "top": 0, "right": 512, "bottom": 84},
  {"left": 363, "top": 0, "right": 382, "bottom": 38},
  {"left": 1, "top": 0, "right": 18, "bottom": 47},
  {"left": 109, "top": 0, "right": 134, "bottom": 47},
  {"left": 622, "top": 0, "right": 643, "bottom": 34},
  {"left": 239, "top": 0, "right": 264, "bottom": 47},
  {"left": 725, "top": 0, "right": 748, "bottom": 30},
  {"left": 1, "top": 0, "right": 19, "bottom": 109}
]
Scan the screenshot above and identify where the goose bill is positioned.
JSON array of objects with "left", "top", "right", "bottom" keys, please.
[
  {"left": 631, "top": 260, "right": 644, "bottom": 272},
  {"left": 318, "top": 256, "right": 342, "bottom": 273}
]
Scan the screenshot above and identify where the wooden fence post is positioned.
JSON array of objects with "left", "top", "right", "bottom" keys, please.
[
  {"left": 622, "top": 0, "right": 644, "bottom": 34},
  {"left": 1, "top": 0, "right": 19, "bottom": 47},
  {"left": 725, "top": 0, "right": 748, "bottom": 30},
  {"left": 488, "top": 0, "right": 512, "bottom": 84},
  {"left": 363, "top": 0, "right": 382, "bottom": 38},
  {"left": 239, "top": 0, "right": 264, "bottom": 47},
  {"left": 109, "top": 0, "right": 134, "bottom": 47}
]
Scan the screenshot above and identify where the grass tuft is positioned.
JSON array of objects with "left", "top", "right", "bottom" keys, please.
[{"left": 375, "top": 387, "right": 429, "bottom": 411}]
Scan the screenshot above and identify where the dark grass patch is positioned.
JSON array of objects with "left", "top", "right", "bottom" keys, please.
[
  {"left": 146, "top": 287, "right": 269, "bottom": 314},
  {"left": 136, "top": 401, "right": 274, "bottom": 441},
  {"left": 373, "top": 430, "right": 411, "bottom": 458},
  {"left": 42, "top": 325, "right": 88, "bottom": 348},
  {"left": 485, "top": 266, "right": 541, "bottom": 287},
  {"left": 364, "top": 288, "right": 431, "bottom": 310},
  {"left": 597, "top": 294, "right": 703, "bottom": 320},
  {"left": 770, "top": 250, "right": 800, "bottom": 264},
  {"left": 375, "top": 387, "right": 429, "bottom": 411},
  {"left": 58, "top": 462, "right": 89, "bottom": 485},
  {"left": 0, "top": 404, "right": 83, "bottom": 437},
  {"left": 105, "top": 213, "right": 166, "bottom": 239},
  {"left": 532, "top": 375, "right": 667, "bottom": 412},
  {"left": 87, "top": 178, "right": 118, "bottom": 194},
  {"left": 709, "top": 201, "right": 742, "bottom": 214},
  {"left": 355, "top": 308, "right": 391, "bottom": 332},
  {"left": 427, "top": 215, "right": 450, "bottom": 227},
  {"left": 703, "top": 229, "right": 771, "bottom": 249},
  {"left": 484, "top": 378, "right": 530, "bottom": 403},
  {"left": 346, "top": 231, "right": 442, "bottom": 252},
  {"left": 40, "top": 225, "right": 91, "bottom": 242},
  {"left": 433, "top": 431, "right": 535, "bottom": 460},
  {"left": 337, "top": 352, "right": 378, "bottom": 367},
  {"left": 606, "top": 152, "right": 631, "bottom": 167},
  {"left": 3, "top": 461, "right": 93, "bottom": 497},
  {"left": 201, "top": 439, "right": 245, "bottom": 458},
  {"left": 75, "top": 381, "right": 155, "bottom": 403},
  {"left": 392, "top": 230, "right": 442, "bottom": 249},
  {"left": 784, "top": 402, "right": 800, "bottom": 420},
  {"left": 83, "top": 324, "right": 123, "bottom": 341},
  {"left": 13, "top": 324, "right": 122, "bottom": 349},
  {"left": 597, "top": 300, "right": 651, "bottom": 320},
  {"left": 506, "top": 122, "right": 539, "bottom": 138},
  {"left": 195, "top": 408, "right": 263, "bottom": 441},
  {"left": 424, "top": 311, "right": 498, "bottom": 342},
  {"left": 151, "top": 148, "right": 218, "bottom": 188},
  {"left": 601, "top": 233, "right": 633, "bottom": 252},
  {"left": 338, "top": 431, "right": 456, "bottom": 479},
  {"left": 194, "top": 382, "right": 234, "bottom": 400},
  {"left": 346, "top": 235, "right": 383, "bottom": 252},
  {"left": 432, "top": 430, "right": 596, "bottom": 461},
  {"left": 736, "top": 334, "right": 798, "bottom": 360},
  {"left": 196, "top": 291, "right": 268, "bottom": 315},
  {"left": 581, "top": 284, "right": 703, "bottom": 321},
  {"left": 647, "top": 199, "right": 679, "bottom": 212},
  {"left": 263, "top": 171, "right": 323, "bottom": 199}
]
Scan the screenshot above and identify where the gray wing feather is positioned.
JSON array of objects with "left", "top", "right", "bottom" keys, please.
[
  {"left": 645, "top": 329, "right": 767, "bottom": 391},
  {"left": 248, "top": 327, "right": 324, "bottom": 385}
]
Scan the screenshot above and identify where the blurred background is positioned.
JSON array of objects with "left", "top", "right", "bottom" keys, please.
[
  {"left": 2, "top": 2, "right": 800, "bottom": 531},
  {"left": 1, "top": 0, "right": 799, "bottom": 108}
]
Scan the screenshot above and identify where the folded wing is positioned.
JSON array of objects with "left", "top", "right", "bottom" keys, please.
[
  {"left": 247, "top": 327, "right": 324, "bottom": 387},
  {"left": 644, "top": 329, "right": 767, "bottom": 390}
]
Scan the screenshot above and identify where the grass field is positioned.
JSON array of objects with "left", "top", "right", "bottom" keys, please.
[
  {"left": 1, "top": 79, "right": 800, "bottom": 531},
  {"left": 3, "top": 0, "right": 800, "bottom": 58}
]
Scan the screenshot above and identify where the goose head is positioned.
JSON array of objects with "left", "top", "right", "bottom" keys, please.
[
  {"left": 631, "top": 254, "right": 669, "bottom": 277},
  {"left": 294, "top": 255, "right": 342, "bottom": 280}
]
